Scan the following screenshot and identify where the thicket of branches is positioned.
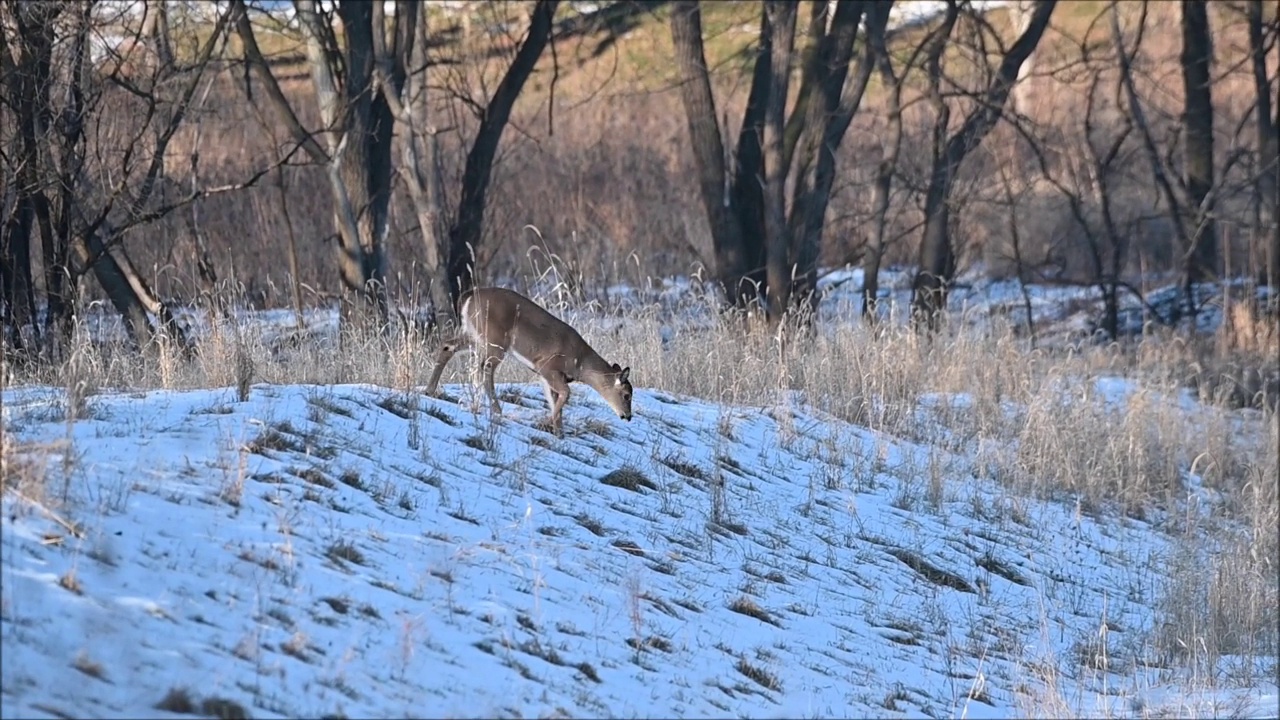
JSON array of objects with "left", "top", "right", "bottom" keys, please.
[{"left": 2, "top": 0, "right": 1277, "bottom": 358}]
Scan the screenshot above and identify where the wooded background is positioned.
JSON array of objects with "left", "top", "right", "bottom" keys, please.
[{"left": 2, "top": 0, "right": 1277, "bottom": 353}]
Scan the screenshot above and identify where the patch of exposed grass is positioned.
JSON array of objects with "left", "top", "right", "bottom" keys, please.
[
  {"left": 422, "top": 404, "right": 460, "bottom": 426},
  {"left": 574, "top": 513, "right": 606, "bottom": 536},
  {"left": 583, "top": 417, "right": 614, "bottom": 438},
  {"left": 886, "top": 548, "right": 976, "bottom": 594},
  {"left": 612, "top": 538, "right": 645, "bottom": 557},
  {"left": 155, "top": 687, "right": 199, "bottom": 714},
  {"left": 735, "top": 656, "right": 781, "bottom": 692},
  {"left": 447, "top": 507, "right": 480, "bottom": 525},
  {"left": 338, "top": 469, "right": 364, "bottom": 490},
  {"left": 306, "top": 395, "right": 352, "bottom": 418},
  {"left": 376, "top": 395, "right": 415, "bottom": 419},
  {"left": 320, "top": 596, "right": 350, "bottom": 615},
  {"left": 576, "top": 661, "right": 601, "bottom": 683},
  {"left": 627, "top": 635, "right": 674, "bottom": 653},
  {"left": 280, "top": 631, "right": 312, "bottom": 662},
  {"left": 71, "top": 652, "right": 105, "bottom": 681},
  {"left": 238, "top": 549, "right": 280, "bottom": 571},
  {"left": 976, "top": 552, "right": 1030, "bottom": 587},
  {"left": 673, "top": 597, "right": 704, "bottom": 614},
  {"left": 600, "top": 466, "right": 658, "bottom": 492},
  {"left": 661, "top": 454, "right": 707, "bottom": 481},
  {"left": 58, "top": 569, "right": 83, "bottom": 595},
  {"left": 326, "top": 540, "right": 365, "bottom": 566},
  {"left": 397, "top": 490, "right": 415, "bottom": 511},
  {"left": 200, "top": 696, "right": 252, "bottom": 719},
  {"left": 292, "top": 466, "right": 334, "bottom": 488},
  {"left": 462, "top": 435, "right": 494, "bottom": 452},
  {"left": 245, "top": 428, "right": 303, "bottom": 455},
  {"left": 648, "top": 560, "right": 677, "bottom": 576},
  {"left": 728, "top": 596, "right": 779, "bottom": 627}
]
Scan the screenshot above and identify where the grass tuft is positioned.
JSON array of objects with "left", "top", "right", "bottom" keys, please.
[
  {"left": 326, "top": 540, "right": 365, "bottom": 566},
  {"left": 735, "top": 656, "right": 782, "bottom": 692},
  {"left": 728, "top": 596, "right": 779, "bottom": 627},
  {"left": 600, "top": 466, "right": 658, "bottom": 492}
]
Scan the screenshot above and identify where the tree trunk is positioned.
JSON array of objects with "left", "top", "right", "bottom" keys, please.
[
  {"left": 1008, "top": 0, "right": 1038, "bottom": 117},
  {"left": 670, "top": 0, "right": 753, "bottom": 306},
  {"left": 1247, "top": 0, "right": 1279, "bottom": 285},
  {"left": 291, "top": 1, "right": 385, "bottom": 329},
  {"left": 762, "top": 1, "right": 797, "bottom": 324},
  {"left": 911, "top": 0, "right": 1057, "bottom": 329},
  {"left": 1179, "top": 0, "right": 1216, "bottom": 288},
  {"left": 383, "top": 2, "right": 454, "bottom": 327},
  {"left": 781, "top": 0, "right": 833, "bottom": 175},
  {"left": 333, "top": 0, "right": 391, "bottom": 325},
  {"left": 4, "top": 1, "right": 60, "bottom": 353},
  {"left": 911, "top": 1, "right": 960, "bottom": 330},
  {"left": 1, "top": 202, "right": 38, "bottom": 352},
  {"left": 726, "top": 3, "right": 774, "bottom": 308},
  {"left": 914, "top": 166, "right": 958, "bottom": 331},
  {"left": 446, "top": 0, "right": 559, "bottom": 305},
  {"left": 71, "top": 230, "right": 156, "bottom": 348},
  {"left": 47, "top": 0, "right": 92, "bottom": 348},
  {"left": 140, "top": 0, "right": 174, "bottom": 72},
  {"left": 863, "top": 2, "right": 901, "bottom": 321},
  {"left": 791, "top": 1, "right": 882, "bottom": 316}
]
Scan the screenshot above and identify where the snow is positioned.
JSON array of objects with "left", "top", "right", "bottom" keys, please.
[{"left": 3, "top": 375, "right": 1275, "bottom": 718}]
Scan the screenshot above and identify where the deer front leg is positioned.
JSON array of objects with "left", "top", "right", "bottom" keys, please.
[
  {"left": 539, "top": 377, "right": 558, "bottom": 413},
  {"left": 545, "top": 372, "right": 571, "bottom": 436},
  {"left": 481, "top": 352, "right": 506, "bottom": 416},
  {"left": 426, "top": 337, "right": 462, "bottom": 396}
]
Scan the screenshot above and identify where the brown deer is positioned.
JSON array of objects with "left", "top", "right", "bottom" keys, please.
[{"left": 426, "top": 288, "right": 633, "bottom": 435}]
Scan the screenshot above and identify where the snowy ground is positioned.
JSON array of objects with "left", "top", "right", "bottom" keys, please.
[{"left": 3, "top": 374, "right": 1275, "bottom": 718}]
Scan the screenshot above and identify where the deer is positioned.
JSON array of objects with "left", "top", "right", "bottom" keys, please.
[{"left": 425, "top": 287, "right": 633, "bottom": 435}]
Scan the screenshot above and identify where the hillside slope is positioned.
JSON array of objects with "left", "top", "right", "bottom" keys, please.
[{"left": 1, "top": 381, "right": 1275, "bottom": 718}]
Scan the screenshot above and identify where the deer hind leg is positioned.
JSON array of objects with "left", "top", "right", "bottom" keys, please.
[
  {"left": 426, "top": 334, "right": 465, "bottom": 396},
  {"left": 544, "top": 372, "right": 572, "bottom": 436}
]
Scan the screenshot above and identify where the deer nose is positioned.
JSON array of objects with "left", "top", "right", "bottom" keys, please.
[{"left": 622, "top": 413, "right": 632, "bottom": 421}]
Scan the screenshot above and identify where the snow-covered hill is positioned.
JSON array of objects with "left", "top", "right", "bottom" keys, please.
[{"left": 3, "top": 379, "right": 1274, "bottom": 718}]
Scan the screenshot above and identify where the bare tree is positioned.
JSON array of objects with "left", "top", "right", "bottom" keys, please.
[
  {"left": 1179, "top": 0, "right": 1217, "bottom": 288},
  {"left": 2, "top": 1, "right": 245, "bottom": 353},
  {"left": 139, "top": 0, "right": 174, "bottom": 72},
  {"left": 669, "top": 0, "right": 757, "bottom": 308},
  {"left": 671, "top": 0, "right": 890, "bottom": 324},
  {"left": 1111, "top": 1, "right": 1253, "bottom": 323},
  {"left": 910, "top": 0, "right": 1057, "bottom": 330},
  {"left": 444, "top": 1, "right": 558, "bottom": 310},
  {"left": 1017, "top": 64, "right": 1139, "bottom": 340},
  {"left": 862, "top": 9, "right": 934, "bottom": 321},
  {"left": 1245, "top": 0, "right": 1279, "bottom": 286},
  {"left": 761, "top": 1, "right": 797, "bottom": 321},
  {"left": 232, "top": 0, "right": 558, "bottom": 330},
  {"left": 1007, "top": 0, "right": 1041, "bottom": 117}
]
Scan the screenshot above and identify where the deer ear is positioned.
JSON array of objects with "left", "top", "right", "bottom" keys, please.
[
  {"left": 619, "top": 367, "right": 630, "bottom": 384},
  {"left": 611, "top": 362, "right": 621, "bottom": 372}
]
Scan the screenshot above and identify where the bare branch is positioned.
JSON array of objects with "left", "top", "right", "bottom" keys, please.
[{"left": 231, "top": 0, "right": 328, "bottom": 163}]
